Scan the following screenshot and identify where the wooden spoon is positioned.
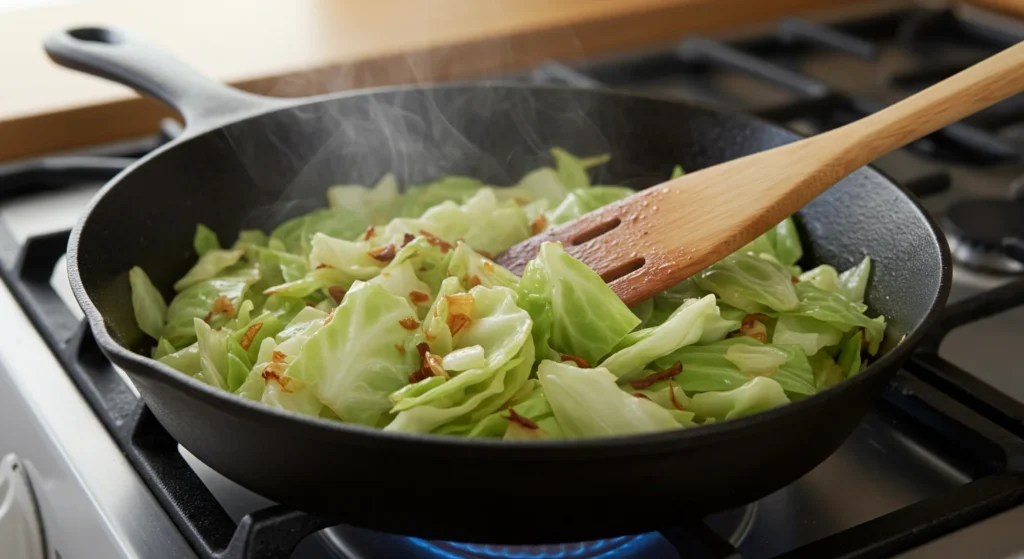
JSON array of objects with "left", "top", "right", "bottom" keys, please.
[{"left": 497, "top": 42, "right": 1024, "bottom": 307}]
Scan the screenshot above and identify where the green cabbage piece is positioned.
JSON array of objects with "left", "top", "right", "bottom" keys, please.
[
  {"left": 173, "top": 249, "right": 244, "bottom": 291},
  {"left": 420, "top": 276, "right": 466, "bottom": 357},
  {"left": 390, "top": 236, "right": 453, "bottom": 295},
  {"left": 799, "top": 265, "right": 839, "bottom": 292},
  {"left": 837, "top": 256, "right": 872, "bottom": 304},
  {"left": 447, "top": 242, "right": 518, "bottom": 289},
  {"left": 234, "top": 337, "right": 323, "bottom": 416},
  {"left": 631, "top": 298, "right": 654, "bottom": 326},
  {"left": 129, "top": 266, "right": 167, "bottom": 340},
  {"left": 187, "top": 311, "right": 262, "bottom": 392},
  {"left": 772, "top": 315, "right": 843, "bottom": 356},
  {"left": 445, "top": 383, "right": 562, "bottom": 440},
  {"left": 270, "top": 208, "right": 370, "bottom": 255},
  {"left": 787, "top": 283, "right": 886, "bottom": 355},
  {"left": 389, "top": 376, "right": 447, "bottom": 405},
  {"left": 538, "top": 360, "right": 680, "bottom": 438},
  {"left": 520, "top": 198, "right": 551, "bottom": 223},
  {"left": 261, "top": 268, "right": 348, "bottom": 300},
  {"left": 261, "top": 376, "right": 323, "bottom": 416},
  {"left": 724, "top": 343, "right": 789, "bottom": 375},
  {"left": 386, "top": 338, "right": 534, "bottom": 434},
  {"left": 741, "top": 217, "right": 803, "bottom": 270},
  {"left": 506, "top": 167, "right": 568, "bottom": 205},
  {"left": 235, "top": 229, "right": 268, "bottom": 249},
  {"left": 327, "top": 173, "right": 400, "bottom": 225},
  {"left": 493, "top": 148, "right": 610, "bottom": 206},
  {"left": 552, "top": 147, "right": 606, "bottom": 190},
  {"left": 410, "top": 189, "right": 531, "bottom": 256},
  {"left": 837, "top": 331, "right": 864, "bottom": 378},
  {"left": 227, "top": 311, "right": 284, "bottom": 364},
  {"left": 163, "top": 265, "right": 260, "bottom": 348},
  {"left": 627, "top": 380, "right": 693, "bottom": 418},
  {"left": 517, "top": 242, "right": 639, "bottom": 365},
  {"left": 695, "top": 253, "right": 799, "bottom": 313},
  {"left": 193, "top": 224, "right": 221, "bottom": 256},
  {"left": 441, "top": 345, "right": 486, "bottom": 371},
  {"left": 600, "top": 294, "right": 717, "bottom": 381},
  {"left": 772, "top": 217, "right": 803, "bottom": 267},
  {"left": 644, "top": 278, "right": 708, "bottom": 327},
  {"left": 257, "top": 247, "right": 308, "bottom": 285},
  {"left": 157, "top": 342, "right": 200, "bottom": 375},
  {"left": 809, "top": 350, "right": 845, "bottom": 390},
  {"left": 308, "top": 234, "right": 384, "bottom": 280},
  {"left": 655, "top": 337, "right": 815, "bottom": 395},
  {"left": 236, "top": 337, "right": 276, "bottom": 400},
  {"left": 699, "top": 303, "right": 745, "bottom": 343},
  {"left": 387, "top": 286, "right": 533, "bottom": 432},
  {"left": 287, "top": 283, "right": 419, "bottom": 426},
  {"left": 689, "top": 377, "right": 790, "bottom": 421},
  {"left": 398, "top": 176, "right": 483, "bottom": 218},
  {"left": 670, "top": 165, "right": 685, "bottom": 179},
  {"left": 368, "top": 261, "right": 432, "bottom": 311},
  {"left": 151, "top": 337, "right": 176, "bottom": 360},
  {"left": 372, "top": 188, "right": 531, "bottom": 254},
  {"left": 546, "top": 187, "right": 634, "bottom": 226},
  {"left": 275, "top": 306, "right": 329, "bottom": 357},
  {"left": 194, "top": 318, "right": 230, "bottom": 390}
]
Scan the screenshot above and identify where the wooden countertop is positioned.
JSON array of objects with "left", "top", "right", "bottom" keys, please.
[
  {"left": 964, "top": 0, "right": 1024, "bottom": 17},
  {"left": 1, "top": 0, "right": 886, "bottom": 161}
]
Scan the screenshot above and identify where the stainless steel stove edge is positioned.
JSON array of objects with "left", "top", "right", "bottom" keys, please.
[{"left": 0, "top": 279, "right": 194, "bottom": 559}]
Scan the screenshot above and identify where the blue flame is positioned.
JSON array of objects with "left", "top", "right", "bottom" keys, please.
[{"left": 406, "top": 533, "right": 661, "bottom": 559}]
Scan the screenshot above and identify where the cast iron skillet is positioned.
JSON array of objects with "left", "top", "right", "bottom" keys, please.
[{"left": 47, "top": 27, "right": 950, "bottom": 543}]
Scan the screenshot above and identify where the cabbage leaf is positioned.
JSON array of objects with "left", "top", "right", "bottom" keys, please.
[
  {"left": 538, "top": 360, "right": 679, "bottom": 438},
  {"left": 517, "top": 242, "right": 639, "bottom": 366},
  {"left": 287, "top": 282, "right": 419, "bottom": 426},
  {"left": 695, "top": 253, "right": 799, "bottom": 313},
  {"left": 129, "top": 266, "right": 167, "bottom": 340}
]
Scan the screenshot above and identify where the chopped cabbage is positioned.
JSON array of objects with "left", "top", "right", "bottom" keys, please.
[
  {"left": 129, "top": 266, "right": 167, "bottom": 340},
  {"left": 287, "top": 283, "right": 419, "bottom": 426},
  {"left": 518, "top": 242, "right": 639, "bottom": 366},
  {"left": 695, "top": 253, "right": 800, "bottom": 313},
  {"left": 689, "top": 377, "right": 789, "bottom": 421},
  {"left": 538, "top": 360, "right": 679, "bottom": 438},
  {"left": 600, "top": 294, "right": 718, "bottom": 381},
  {"left": 129, "top": 149, "right": 887, "bottom": 439}
]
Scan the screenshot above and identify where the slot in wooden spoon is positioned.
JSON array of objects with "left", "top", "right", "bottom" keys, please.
[{"left": 497, "top": 41, "right": 1024, "bottom": 307}]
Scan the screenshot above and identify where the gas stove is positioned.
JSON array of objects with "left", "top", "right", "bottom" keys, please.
[{"left": 1, "top": 4, "right": 1024, "bottom": 559}]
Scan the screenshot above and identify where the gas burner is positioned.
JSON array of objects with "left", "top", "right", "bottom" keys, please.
[
  {"left": 943, "top": 198, "right": 1024, "bottom": 274},
  {"left": 320, "top": 505, "right": 760, "bottom": 558},
  {"left": 397, "top": 504, "right": 757, "bottom": 559},
  {"left": 409, "top": 534, "right": 664, "bottom": 559}
]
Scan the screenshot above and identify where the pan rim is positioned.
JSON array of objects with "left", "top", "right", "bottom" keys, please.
[{"left": 67, "top": 81, "right": 953, "bottom": 457}]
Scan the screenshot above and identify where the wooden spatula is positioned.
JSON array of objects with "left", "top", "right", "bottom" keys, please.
[{"left": 497, "top": 42, "right": 1024, "bottom": 307}]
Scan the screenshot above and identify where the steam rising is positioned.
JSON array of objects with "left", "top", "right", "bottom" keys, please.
[{"left": 215, "top": 20, "right": 625, "bottom": 231}]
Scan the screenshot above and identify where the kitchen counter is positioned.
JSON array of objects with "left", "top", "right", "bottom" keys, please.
[{"left": 0, "top": 0, "right": 891, "bottom": 161}]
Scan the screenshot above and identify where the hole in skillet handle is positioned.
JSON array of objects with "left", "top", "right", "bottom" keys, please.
[{"left": 67, "top": 27, "right": 124, "bottom": 44}]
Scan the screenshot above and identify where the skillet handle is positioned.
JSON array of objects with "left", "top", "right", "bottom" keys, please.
[{"left": 44, "top": 27, "right": 286, "bottom": 133}]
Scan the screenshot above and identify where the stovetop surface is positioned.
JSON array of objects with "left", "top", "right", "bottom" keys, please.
[{"left": 1, "top": 4, "right": 1023, "bottom": 559}]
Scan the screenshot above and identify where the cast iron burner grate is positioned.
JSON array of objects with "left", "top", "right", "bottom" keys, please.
[{"left": 2, "top": 6, "right": 1024, "bottom": 559}]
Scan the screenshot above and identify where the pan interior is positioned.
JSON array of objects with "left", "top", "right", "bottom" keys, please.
[{"left": 72, "top": 85, "right": 946, "bottom": 358}]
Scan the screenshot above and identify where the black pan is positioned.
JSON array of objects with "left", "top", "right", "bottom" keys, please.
[{"left": 48, "top": 27, "right": 950, "bottom": 543}]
